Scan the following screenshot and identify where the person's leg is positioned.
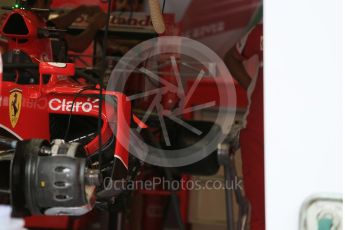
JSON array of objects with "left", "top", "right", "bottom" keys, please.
[{"left": 240, "top": 129, "right": 265, "bottom": 230}]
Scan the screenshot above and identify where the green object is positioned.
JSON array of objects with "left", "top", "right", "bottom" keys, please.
[
  {"left": 247, "top": 2, "right": 263, "bottom": 30},
  {"left": 318, "top": 218, "right": 333, "bottom": 230}
]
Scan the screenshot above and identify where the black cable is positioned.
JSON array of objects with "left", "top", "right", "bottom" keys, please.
[
  {"left": 128, "top": 0, "right": 134, "bottom": 21},
  {"left": 162, "top": 0, "right": 166, "bottom": 14},
  {"left": 142, "top": 129, "right": 185, "bottom": 230},
  {"left": 99, "top": 2, "right": 119, "bottom": 230},
  {"left": 98, "top": 0, "right": 112, "bottom": 170},
  {"left": 131, "top": 2, "right": 184, "bottom": 226},
  {"left": 63, "top": 86, "right": 95, "bottom": 141}
]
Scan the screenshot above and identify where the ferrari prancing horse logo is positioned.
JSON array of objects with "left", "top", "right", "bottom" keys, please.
[{"left": 9, "top": 89, "right": 23, "bottom": 128}]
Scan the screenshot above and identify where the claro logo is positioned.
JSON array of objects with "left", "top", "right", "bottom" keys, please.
[{"left": 49, "top": 98, "right": 99, "bottom": 113}]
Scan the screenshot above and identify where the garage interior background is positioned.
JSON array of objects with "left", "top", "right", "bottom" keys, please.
[
  {"left": 2, "top": 0, "right": 338, "bottom": 230},
  {"left": 0, "top": 0, "right": 262, "bottom": 229}
]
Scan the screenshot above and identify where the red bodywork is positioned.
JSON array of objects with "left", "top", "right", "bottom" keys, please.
[
  {"left": 1, "top": 9, "right": 52, "bottom": 61},
  {"left": 0, "top": 9, "right": 133, "bottom": 228},
  {"left": 0, "top": 78, "right": 131, "bottom": 165},
  {"left": 0, "top": 9, "right": 131, "bottom": 166}
]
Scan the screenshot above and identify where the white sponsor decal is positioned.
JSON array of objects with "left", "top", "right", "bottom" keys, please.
[
  {"left": 185, "top": 22, "right": 225, "bottom": 39},
  {"left": 48, "top": 62, "right": 67, "bottom": 68},
  {"left": 49, "top": 98, "right": 99, "bottom": 113}
]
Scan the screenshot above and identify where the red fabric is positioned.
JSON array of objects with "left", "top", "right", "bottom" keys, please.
[
  {"left": 240, "top": 76, "right": 265, "bottom": 230},
  {"left": 238, "top": 24, "right": 265, "bottom": 230},
  {"left": 241, "top": 24, "right": 263, "bottom": 61}
]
